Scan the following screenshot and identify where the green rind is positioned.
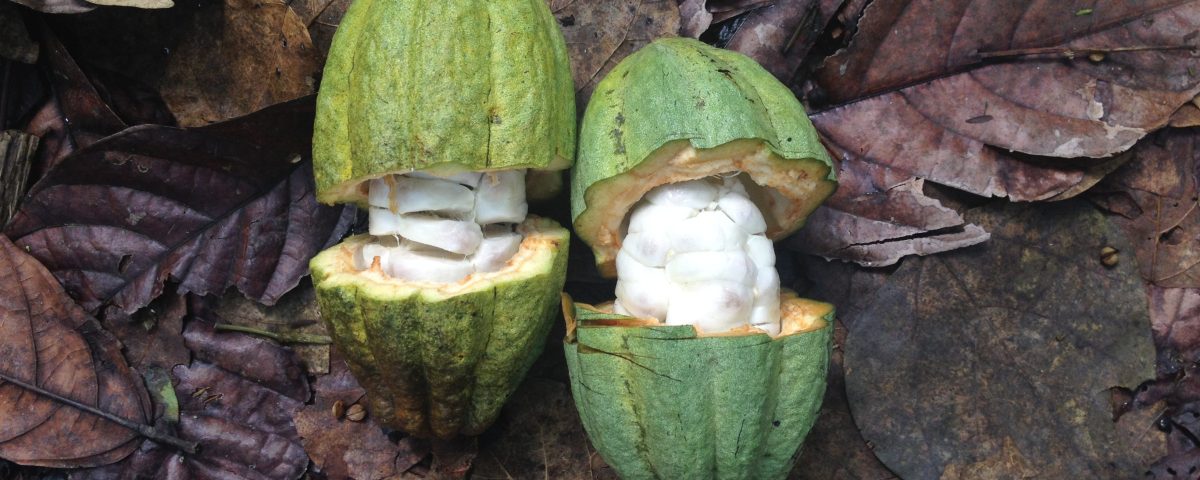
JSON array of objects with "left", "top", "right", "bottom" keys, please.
[
  {"left": 311, "top": 217, "right": 569, "bottom": 438},
  {"left": 564, "top": 304, "right": 833, "bottom": 479},
  {"left": 313, "top": 0, "right": 575, "bottom": 204},
  {"left": 570, "top": 37, "right": 835, "bottom": 253}
]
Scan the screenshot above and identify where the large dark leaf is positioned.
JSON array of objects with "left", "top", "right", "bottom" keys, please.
[
  {"left": 0, "top": 235, "right": 151, "bottom": 468},
  {"left": 845, "top": 200, "right": 1161, "bottom": 478},
  {"left": 793, "top": 1, "right": 1200, "bottom": 265},
  {"left": 5, "top": 97, "right": 354, "bottom": 314}
]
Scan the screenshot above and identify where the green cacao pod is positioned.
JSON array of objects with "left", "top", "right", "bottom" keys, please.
[
  {"left": 311, "top": 220, "right": 568, "bottom": 438},
  {"left": 566, "top": 38, "right": 837, "bottom": 478},
  {"left": 310, "top": 0, "right": 574, "bottom": 439},
  {"left": 570, "top": 37, "right": 835, "bottom": 278},
  {"left": 314, "top": 0, "right": 575, "bottom": 205},
  {"left": 563, "top": 294, "right": 832, "bottom": 479}
]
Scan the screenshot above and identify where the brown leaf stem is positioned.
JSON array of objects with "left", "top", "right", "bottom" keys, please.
[
  {"left": 977, "top": 44, "right": 1196, "bottom": 60},
  {"left": 0, "top": 371, "right": 198, "bottom": 454},
  {"left": 214, "top": 323, "right": 332, "bottom": 345}
]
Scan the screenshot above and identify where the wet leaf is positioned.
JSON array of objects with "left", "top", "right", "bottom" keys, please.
[
  {"left": 158, "top": 0, "right": 321, "bottom": 127},
  {"left": 100, "top": 292, "right": 189, "bottom": 374},
  {"left": 295, "top": 355, "right": 427, "bottom": 479},
  {"left": 795, "top": 1, "right": 1200, "bottom": 265},
  {"left": 845, "top": 200, "right": 1162, "bottom": 478},
  {"left": 0, "top": 235, "right": 151, "bottom": 467},
  {"left": 185, "top": 305, "right": 311, "bottom": 403},
  {"left": 0, "top": 5, "right": 37, "bottom": 64},
  {"left": 1091, "top": 129, "right": 1200, "bottom": 288},
  {"left": 722, "top": 0, "right": 838, "bottom": 82},
  {"left": 5, "top": 97, "right": 355, "bottom": 314},
  {"left": 210, "top": 279, "right": 330, "bottom": 375},
  {"left": 0, "top": 131, "right": 36, "bottom": 227},
  {"left": 553, "top": 0, "right": 681, "bottom": 110}
]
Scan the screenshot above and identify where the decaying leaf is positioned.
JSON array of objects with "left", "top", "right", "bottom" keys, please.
[
  {"left": 210, "top": 280, "right": 331, "bottom": 374},
  {"left": 295, "top": 355, "right": 427, "bottom": 480},
  {"left": 0, "top": 132, "right": 36, "bottom": 227},
  {"left": 845, "top": 200, "right": 1162, "bottom": 478},
  {"left": 159, "top": 0, "right": 321, "bottom": 126},
  {"left": 722, "top": 0, "right": 835, "bottom": 82},
  {"left": 0, "top": 5, "right": 38, "bottom": 64},
  {"left": 795, "top": 1, "right": 1200, "bottom": 266},
  {"left": 5, "top": 97, "right": 355, "bottom": 314},
  {"left": 1091, "top": 129, "right": 1200, "bottom": 288},
  {"left": 185, "top": 309, "right": 311, "bottom": 403},
  {"left": 0, "top": 235, "right": 151, "bottom": 468},
  {"left": 100, "top": 292, "right": 189, "bottom": 374},
  {"left": 553, "top": 0, "right": 681, "bottom": 109},
  {"left": 1149, "top": 286, "right": 1200, "bottom": 378}
]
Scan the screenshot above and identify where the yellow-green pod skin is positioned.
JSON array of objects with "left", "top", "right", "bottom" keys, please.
[
  {"left": 313, "top": 0, "right": 575, "bottom": 205},
  {"left": 563, "top": 296, "right": 833, "bottom": 479},
  {"left": 311, "top": 219, "right": 569, "bottom": 439},
  {"left": 570, "top": 37, "right": 836, "bottom": 277}
]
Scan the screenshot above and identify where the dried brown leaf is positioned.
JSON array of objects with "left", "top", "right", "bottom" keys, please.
[
  {"left": 0, "top": 235, "right": 151, "bottom": 468},
  {"left": 1149, "top": 286, "right": 1200, "bottom": 377},
  {"left": 185, "top": 306, "right": 311, "bottom": 403},
  {"left": 209, "top": 280, "right": 330, "bottom": 374},
  {"left": 0, "top": 5, "right": 37, "bottom": 64},
  {"left": 793, "top": 1, "right": 1200, "bottom": 266},
  {"left": 845, "top": 200, "right": 1162, "bottom": 478},
  {"left": 553, "top": 0, "right": 681, "bottom": 110},
  {"left": 678, "top": 0, "right": 713, "bottom": 38},
  {"left": 100, "top": 292, "right": 189, "bottom": 374},
  {"left": 295, "top": 355, "right": 427, "bottom": 480},
  {"left": 159, "top": 0, "right": 321, "bottom": 127},
  {"left": 723, "top": 0, "right": 831, "bottom": 82},
  {"left": 5, "top": 97, "right": 355, "bottom": 314},
  {"left": 1091, "top": 129, "right": 1200, "bottom": 288},
  {"left": 0, "top": 131, "right": 36, "bottom": 227}
]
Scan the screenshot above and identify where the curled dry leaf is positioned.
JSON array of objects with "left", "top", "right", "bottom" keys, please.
[
  {"left": 1091, "top": 129, "right": 1200, "bottom": 288},
  {"left": 294, "top": 355, "right": 427, "bottom": 480},
  {"left": 5, "top": 97, "right": 355, "bottom": 314},
  {"left": 794, "top": 1, "right": 1200, "bottom": 266},
  {"left": 845, "top": 200, "right": 1161, "bottom": 478},
  {"left": 0, "top": 235, "right": 151, "bottom": 468},
  {"left": 159, "top": 0, "right": 321, "bottom": 127},
  {"left": 553, "top": 0, "right": 681, "bottom": 109}
]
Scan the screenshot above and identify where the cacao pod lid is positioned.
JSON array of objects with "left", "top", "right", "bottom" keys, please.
[
  {"left": 570, "top": 38, "right": 837, "bottom": 277},
  {"left": 312, "top": 0, "right": 575, "bottom": 205},
  {"left": 310, "top": 217, "right": 570, "bottom": 438}
]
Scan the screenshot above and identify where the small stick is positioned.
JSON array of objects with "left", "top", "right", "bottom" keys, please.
[
  {"left": 213, "top": 323, "right": 332, "bottom": 345},
  {"left": 0, "top": 371, "right": 199, "bottom": 454},
  {"left": 977, "top": 44, "right": 1196, "bottom": 60}
]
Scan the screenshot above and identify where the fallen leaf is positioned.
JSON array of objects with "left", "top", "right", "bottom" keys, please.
[
  {"left": 722, "top": 0, "right": 835, "bottom": 82},
  {"left": 295, "top": 355, "right": 428, "bottom": 480},
  {"left": 795, "top": 1, "right": 1200, "bottom": 266},
  {"left": 9, "top": 0, "right": 92, "bottom": 13},
  {"left": 87, "top": 0, "right": 173, "bottom": 8},
  {"left": 845, "top": 200, "right": 1162, "bottom": 478},
  {"left": 553, "top": 0, "right": 681, "bottom": 109},
  {"left": 158, "top": 0, "right": 321, "bottom": 126},
  {"left": 5, "top": 97, "right": 355, "bottom": 314},
  {"left": 0, "top": 5, "right": 38, "bottom": 64},
  {"left": 76, "top": 332, "right": 312, "bottom": 479},
  {"left": 290, "top": 0, "right": 353, "bottom": 58},
  {"left": 1149, "top": 286, "right": 1200, "bottom": 378},
  {"left": 185, "top": 305, "right": 311, "bottom": 403},
  {"left": 39, "top": 26, "right": 126, "bottom": 159},
  {"left": 0, "top": 132, "right": 36, "bottom": 227},
  {"left": 100, "top": 292, "right": 189, "bottom": 374},
  {"left": 1091, "top": 129, "right": 1200, "bottom": 288},
  {"left": 0, "top": 235, "right": 151, "bottom": 467},
  {"left": 678, "top": 0, "right": 713, "bottom": 38},
  {"left": 210, "top": 279, "right": 331, "bottom": 375}
]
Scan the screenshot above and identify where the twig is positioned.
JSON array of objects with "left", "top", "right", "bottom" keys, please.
[
  {"left": 977, "top": 44, "right": 1196, "bottom": 61},
  {"left": 213, "top": 323, "right": 332, "bottom": 345},
  {"left": 0, "top": 371, "right": 198, "bottom": 454}
]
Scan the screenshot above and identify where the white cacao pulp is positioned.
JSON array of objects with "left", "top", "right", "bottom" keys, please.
[
  {"left": 614, "top": 176, "right": 781, "bottom": 335},
  {"left": 357, "top": 170, "right": 528, "bottom": 282}
]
